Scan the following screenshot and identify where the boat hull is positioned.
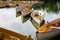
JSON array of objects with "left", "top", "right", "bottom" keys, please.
[
  {"left": 30, "top": 10, "right": 45, "bottom": 25},
  {"left": 37, "top": 18, "right": 60, "bottom": 40},
  {"left": 36, "top": 30, "right": 60, "bottom": 40}
]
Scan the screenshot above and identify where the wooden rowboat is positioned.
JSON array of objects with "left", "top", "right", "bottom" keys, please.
[
  {"left": 36, "top": 18, "right": 60, "bottom": 40},
  {"left": 0, "top": 27, "right": 33, "bottom": 40},
  {"left": 36, "top": 30, "right": 60, "bottom": 40}
]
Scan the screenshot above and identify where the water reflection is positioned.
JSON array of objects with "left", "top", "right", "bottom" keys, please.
[{"left": 32, "top": 1, "right": 60, "bottom": 13}]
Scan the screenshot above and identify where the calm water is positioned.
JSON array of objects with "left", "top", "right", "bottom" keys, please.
[
  {"left": 0, "top": 1, "right": 60, "bottom": 40},
  {"left": 0, "top": 8, "right": 37, "bottom": 40}
]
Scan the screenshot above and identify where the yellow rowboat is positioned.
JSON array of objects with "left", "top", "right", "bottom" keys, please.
[
  {"left": 30, "top": 10, "right": 45, "bottom": 25},
  {"left": 0, "top": 27, "right": 33, "bottom": 40},
  {"left": 38, "top": 18, "right": 60, "bottom": 32},
  {"left": 36, "top": 18, "right": 60, "bottom": 40}
]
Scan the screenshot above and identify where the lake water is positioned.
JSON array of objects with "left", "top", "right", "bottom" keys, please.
[
  {"left": 0, "top": 1, "right": 60, "bottom": 40},
  {"left": 0, "top": 8, "right": 37, "bottom": 40}
]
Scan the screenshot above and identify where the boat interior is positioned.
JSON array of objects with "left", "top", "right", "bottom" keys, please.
[
  {"left": 0, "top": 27, "right": 33, "bottom": 40},
  {"left": 38, "top": 18, "right": 60, "bottom": 32}
]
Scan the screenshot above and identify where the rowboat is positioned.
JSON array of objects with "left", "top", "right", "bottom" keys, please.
[
  {"left": 21, "top": 8, "right": 33, "bottom": 17},
  {"left": 30, "top": 10, "right": 45, "bottom": 25},
  {"left": 36, "top": 18, "right": 60, "bottom": 40},
  {"left": 36, "top": 30, "right": 60, "bottom": 40},
  {"left": 0, "top": 27, "right": 33, "bottom": 40}
]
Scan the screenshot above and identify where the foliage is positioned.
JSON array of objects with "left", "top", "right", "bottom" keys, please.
[{"left": 32, "top": 1, "right": 60, "bottom": 13}]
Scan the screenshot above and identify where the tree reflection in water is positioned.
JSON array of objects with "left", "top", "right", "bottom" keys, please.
[{"left": 32, "top": 0, "right": 60, "bottom": 13}]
